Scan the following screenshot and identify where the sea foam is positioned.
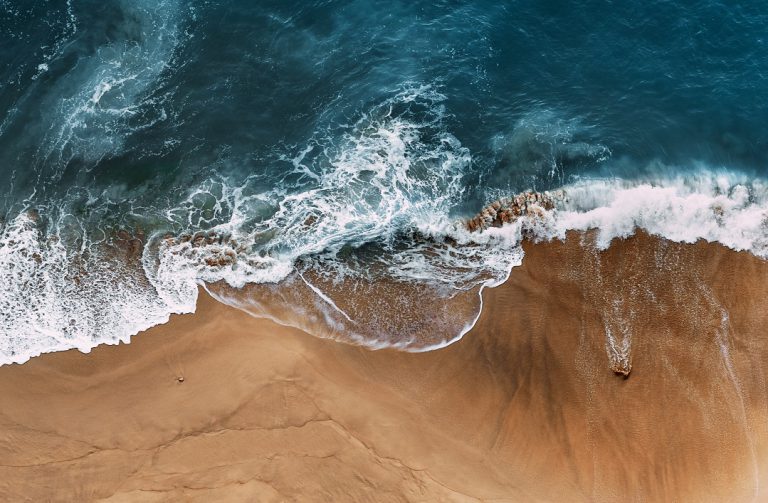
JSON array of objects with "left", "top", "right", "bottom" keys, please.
[
  {"left": 1, "top": 81, "right": 768, "bottom": 364},
  {"left": 0, "top": 212, "right": 192, "bottom": 364},
  {"left": 553, "top": 173, "right": 768, "bottom": 255},
  {"left": 2, "top": 168, "right": 767, "bottom": 365}
]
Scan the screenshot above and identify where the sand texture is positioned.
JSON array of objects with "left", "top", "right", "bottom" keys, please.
[{"left": 1, "top": 231, "right": 768, "bottom": 502}]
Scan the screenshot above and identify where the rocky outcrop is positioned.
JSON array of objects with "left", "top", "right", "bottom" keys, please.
[
  {"left": 465, "top": 190, "right": 563, "bottom": 232},
  {"left": 162, "top": 230, "right": 244, "bottom": 268}
]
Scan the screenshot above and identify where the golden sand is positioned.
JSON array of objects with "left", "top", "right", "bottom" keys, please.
[{"left": 1, "top": 231, "right": 767, "bottom": 502}]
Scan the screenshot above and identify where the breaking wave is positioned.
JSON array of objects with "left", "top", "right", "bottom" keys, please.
[{"left": 1, "top": 85, "right": 767, "bottom": 364}]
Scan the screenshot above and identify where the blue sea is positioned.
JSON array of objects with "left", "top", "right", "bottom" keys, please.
[{"left": 1, "top": 0, "right": 767, "bottom": 362}]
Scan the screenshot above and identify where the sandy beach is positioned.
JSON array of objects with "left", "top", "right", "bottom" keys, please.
[{"left": 2, "top": 231, "right": 768, "bottom": 502}]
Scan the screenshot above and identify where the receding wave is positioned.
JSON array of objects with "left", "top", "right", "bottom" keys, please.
[{"left": 1, "top": 84, "right": 767, "bottom": 364}]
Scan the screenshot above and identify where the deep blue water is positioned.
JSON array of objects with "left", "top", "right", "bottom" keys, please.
[
  {"left": 2, "top": 1, "right": 766, "bottom": 211},
  {"left": 1, "top": 0, "right": 767, "bottom": 362}
]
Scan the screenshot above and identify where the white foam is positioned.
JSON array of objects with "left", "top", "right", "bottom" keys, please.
[
  {"left": 3, "top": 79, "right": 768, "bottom": 363},
  {"left": 150, "top": 86, "right": 481, "bottom": 291},
  {"left": 4, "top": 165, "right": 768, "bottom": 364},
  {"left": 0, "top": 212, "right": 194, "bottom": 365},
  {"left": 549, "top": 172, "right": 768, "bottom": 256},
  {"left": 138, "top": 87, "right": 530, "bottom": 351},
  {"left": 397, "top": 171, "right": 768, "bottom": 351}
]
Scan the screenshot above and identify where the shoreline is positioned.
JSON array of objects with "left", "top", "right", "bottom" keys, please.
[
  {"left": 2, "top": 231, "right": 768, "bottom": 501},
  {"left": 4, "top": 171, "right": 768, "bottom": 365}
]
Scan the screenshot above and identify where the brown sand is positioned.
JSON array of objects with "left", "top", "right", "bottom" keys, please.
[{"left": 2, "top": 231, "right": 768, "bottom": 502}]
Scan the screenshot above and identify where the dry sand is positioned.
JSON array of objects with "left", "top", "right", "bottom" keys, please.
[{"left": 1, "top": 231, "right": 768, "bottom": 502}]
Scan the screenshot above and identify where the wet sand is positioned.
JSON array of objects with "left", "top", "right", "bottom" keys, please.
[{"left": 1, "top": 231, "right": 768, "bottom": 502}]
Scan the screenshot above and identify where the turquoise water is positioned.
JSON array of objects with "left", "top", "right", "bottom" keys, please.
[{"left": 1, "top": 0, "right": 767, "bottom": 362}]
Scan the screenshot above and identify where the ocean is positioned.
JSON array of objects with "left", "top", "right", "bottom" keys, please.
[{"left": 1, "top": 0, "right": 767, "bottom": 363}]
